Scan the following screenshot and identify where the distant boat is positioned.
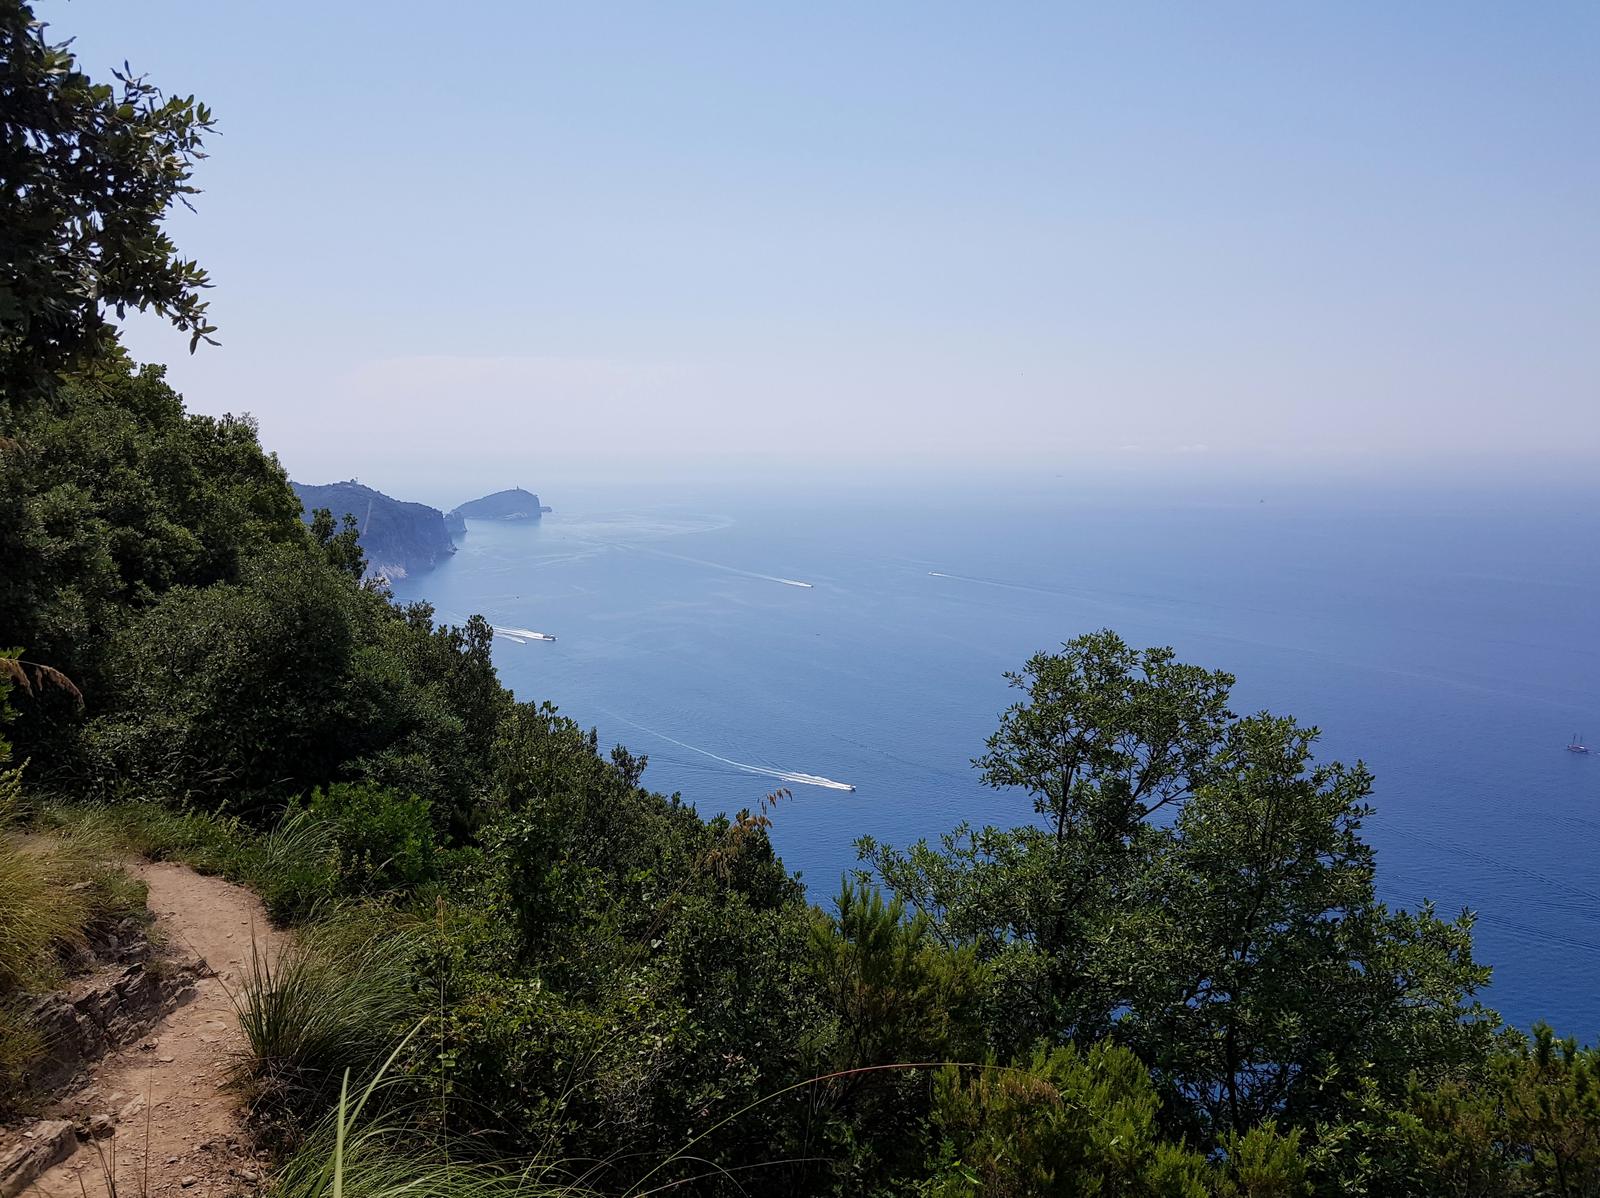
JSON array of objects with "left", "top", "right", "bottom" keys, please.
[{"left": 1568, "top": 733, "right": 1590, "bottom": 754}]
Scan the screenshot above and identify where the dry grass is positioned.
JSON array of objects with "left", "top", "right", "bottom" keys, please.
[
  {"left": 0, "top": 813, "right": 149, "bottom": 1109},
  {"left": 0, "top": 655, "right": 84, "bottom": 706}
]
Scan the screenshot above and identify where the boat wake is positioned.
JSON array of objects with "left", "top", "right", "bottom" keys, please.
[
  {"left": 631, "top": 547, "right": 813, "bottom": 588},
  {"left": 927, "top": 569, "right": 1068, "bottom": 596},
  {"left": 609, "top": 716, "right": 855, "bottom": 792},
  {"left": 493, "top": 625, "right": 556, "bottom": 642}
]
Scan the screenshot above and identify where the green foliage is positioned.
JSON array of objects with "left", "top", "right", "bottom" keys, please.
[
  {"left": 1118, "top": 714, "right": 1494, "bottom": 1139},
  {"left": 922, "top": 1042, "right": 1216, "bottom": 1197},
  {"left": 251, "top": 807, "right": 343, "bottom": 922},
  {"left": 423, "top": 729, "right": 820, "bottom": 1187},
  {"left": 1217, "top": 1123, "right": 1311, "bottom": 1198},
  {"left": 272, "top": 1031, "right": 593, "bottom": 1198},
  {"left": 809, "top": 879, "right": 983, "bottom": 1072},
  {"left": 1314, "top": 1025, "right": 1600, "bottom": 1197},
  {"left": 0, "top": 0, "right": 217, "bottom": 412},
  {"left": 863, "top": 632, "right": 1496, "bottom": 1152},
  {"left": 0, "top": 363, "right": 303, "bottom": 751},
  {"left": 309, "top": 782, "right": 437, "bottom": 893},
  {"left": 976, "top": 630, "right": 1236, "bottom": 844}
]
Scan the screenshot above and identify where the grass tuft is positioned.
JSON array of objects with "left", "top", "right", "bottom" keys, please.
[
  {"left": 234, "top": 913, "right": 423, "bottom": 1114},
  {"left": 273, "top": 1031, "right": 595, "bottom": 1198}
]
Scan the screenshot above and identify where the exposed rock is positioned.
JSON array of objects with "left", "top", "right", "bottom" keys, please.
[
  {"left": 24, "top": 957, "right": 207, "bottom": 1097},
  {"left": 0, "top": 1120, "right": 76, "bottom": 1198},
  {"left": 85, "top": 1114, "right": 115, "bottom": 1140}
]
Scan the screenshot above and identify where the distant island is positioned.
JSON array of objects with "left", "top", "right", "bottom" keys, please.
[
  {"left": 446, "top": 487, "right": 550, "bottom": 535},
  {"left": 289, "top": 480, "right": 456, "bottom": 581}
]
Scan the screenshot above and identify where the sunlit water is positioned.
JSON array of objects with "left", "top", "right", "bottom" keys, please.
[{"left": 392, "top": 479, "right": 1600, "bottom": 1034}]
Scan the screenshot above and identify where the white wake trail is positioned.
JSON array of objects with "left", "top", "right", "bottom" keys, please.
[
  {"left": 630, "top": 547, "right": 814, "bottom": 588},
  {"left": 609, "top": 716, "right": 855, "bottom": 792}
]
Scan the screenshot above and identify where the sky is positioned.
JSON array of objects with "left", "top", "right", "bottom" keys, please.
[{"left": 61, "top": 2, "right": 1600, "bottom": 495}]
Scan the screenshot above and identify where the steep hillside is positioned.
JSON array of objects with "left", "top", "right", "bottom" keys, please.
[{"left": 290, "top": 480, "right": 455, "bottom": 579}]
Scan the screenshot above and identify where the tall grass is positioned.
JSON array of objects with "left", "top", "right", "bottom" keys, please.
[
  {"left": 234, "top": 912, "right": 423, "bottom": 1112},
  {"left": 0, "top": 839, "right": 86, "bottom": 994},
  {"left": 272, "top": 1030, "right": 597, "bottom": 1198},
  {"left": 0, "top": 813, "right": 148, "bottom": 1108},
  {"left": 41, "top": 799, "right": 341, "bottom": 923}
]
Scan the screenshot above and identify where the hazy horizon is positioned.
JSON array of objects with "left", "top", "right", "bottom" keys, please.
[{"left": 65, "top": 1, "right": 1599, "bottom": 484}]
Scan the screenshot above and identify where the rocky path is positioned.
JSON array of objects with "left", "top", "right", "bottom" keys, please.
[{"left": 21, "top": 862, "right": 284, "bottom": 1198}]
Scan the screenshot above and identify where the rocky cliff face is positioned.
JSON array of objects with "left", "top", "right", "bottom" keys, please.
[
  {"left": 448, "top": 487, "right": 543, "bottom": 522},
  {"left": 290, "top": 481, "right": 456, "bottom": 580}
]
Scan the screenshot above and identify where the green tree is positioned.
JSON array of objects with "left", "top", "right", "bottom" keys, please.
[
  {"left": 864, "top": 634, "right": 1495, "bottom": 1150},
  {"left": 809, "top": 878, "right": 983, "bottom": 1073},
  {"left": 0, "top": 362, "right": 303, "bottom": 715},
  {"left": 1114, "top": 714, "right": 1493, "bottom": 1140},
  {"left": 863, "top": 631, "right": 1235, "bottom": 1051},
  {"left": 1319, "top": 1024, "right": 1600, "bottom": 1197},
  {"left": 976, "top": 630, "right": 1236, "bottom": 846},
  {"left": 1, "top": 0, "right": 216, "bottom": 411}
]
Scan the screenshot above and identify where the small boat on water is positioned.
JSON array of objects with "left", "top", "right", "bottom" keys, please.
[{"left": 1568, "top": 732, "right": 1590, "bottom": 754}]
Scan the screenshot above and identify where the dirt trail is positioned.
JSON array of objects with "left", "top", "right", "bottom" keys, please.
[{"left": 28, "top": 863, "right": 284, "bottom": 1198}]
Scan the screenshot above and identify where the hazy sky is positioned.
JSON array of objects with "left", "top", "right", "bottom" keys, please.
[{"left": 65, "top": 2, "right": 1599, "bottom": 492}]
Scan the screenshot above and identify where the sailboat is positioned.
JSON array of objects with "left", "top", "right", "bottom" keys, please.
[{"left": 1568, "top": 732, "right": 1591, "bottom": 754}]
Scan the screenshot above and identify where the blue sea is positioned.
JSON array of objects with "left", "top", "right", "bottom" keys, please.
[{"left": 391, "top": 474, "right": 1600, "bottom": 1034}]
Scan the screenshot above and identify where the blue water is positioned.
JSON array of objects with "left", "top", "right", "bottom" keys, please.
[{"left": 391, "top": 478, "right": 1600, "bottom": 1034}]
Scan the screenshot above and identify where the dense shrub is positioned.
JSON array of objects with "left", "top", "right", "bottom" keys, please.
[{"left": 308, "top": 782, "right": 437, "bottom": 893}]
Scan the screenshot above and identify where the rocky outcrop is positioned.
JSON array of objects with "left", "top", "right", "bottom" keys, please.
[
  {"left": 448, "top": 487, "right": 544, "bottom": 524},
  {"left": 0, "top": 1120, "right": 76, "bottom": 1198},
  {"left": 0, "top": 916, "right": 206, "bottom": 1198},
  {"left": 24, "top": 960, "right": 205, "bottom": 1097},
  {"left": 19, "top": 912, "right": 206, "bottom": 1101},
  {"left": 290, "top": 480, "right": 456, "bottom": 580}
]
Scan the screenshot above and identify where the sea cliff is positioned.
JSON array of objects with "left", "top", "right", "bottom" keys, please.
[{"left": 290, "top": 480, "right": 456, "bottom": 580}]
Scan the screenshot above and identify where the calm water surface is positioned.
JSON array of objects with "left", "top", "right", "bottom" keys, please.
[{"left": 392, "top": 479, "right": 1600, "bottom": 1034}]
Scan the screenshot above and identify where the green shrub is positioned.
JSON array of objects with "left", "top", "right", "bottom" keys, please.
[
  {"left": 308, "top": 782, "right": 436, "bottom": 893},
  {"left": 271, "top": 1030, "right": 594, "bottom": 1198},
  {"left": 924, "top": 1042, "right": 1217, "bottom": 1197},
  {"left": 249, "top": 807, "right": 341, "bottom": 922}
]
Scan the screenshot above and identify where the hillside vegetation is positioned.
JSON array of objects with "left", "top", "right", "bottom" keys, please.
[{"left": 4, "top": 4, "right": 1600, "bottom": 1194}]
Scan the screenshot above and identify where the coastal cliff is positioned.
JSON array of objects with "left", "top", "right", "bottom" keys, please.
[{"left": 290, "top": 480, "right": 456, "bottom": 580}]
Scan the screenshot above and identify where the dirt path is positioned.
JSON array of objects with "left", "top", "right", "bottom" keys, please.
[{"left": 28, "top": 862, "right": 284, "bottom": 1198}]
